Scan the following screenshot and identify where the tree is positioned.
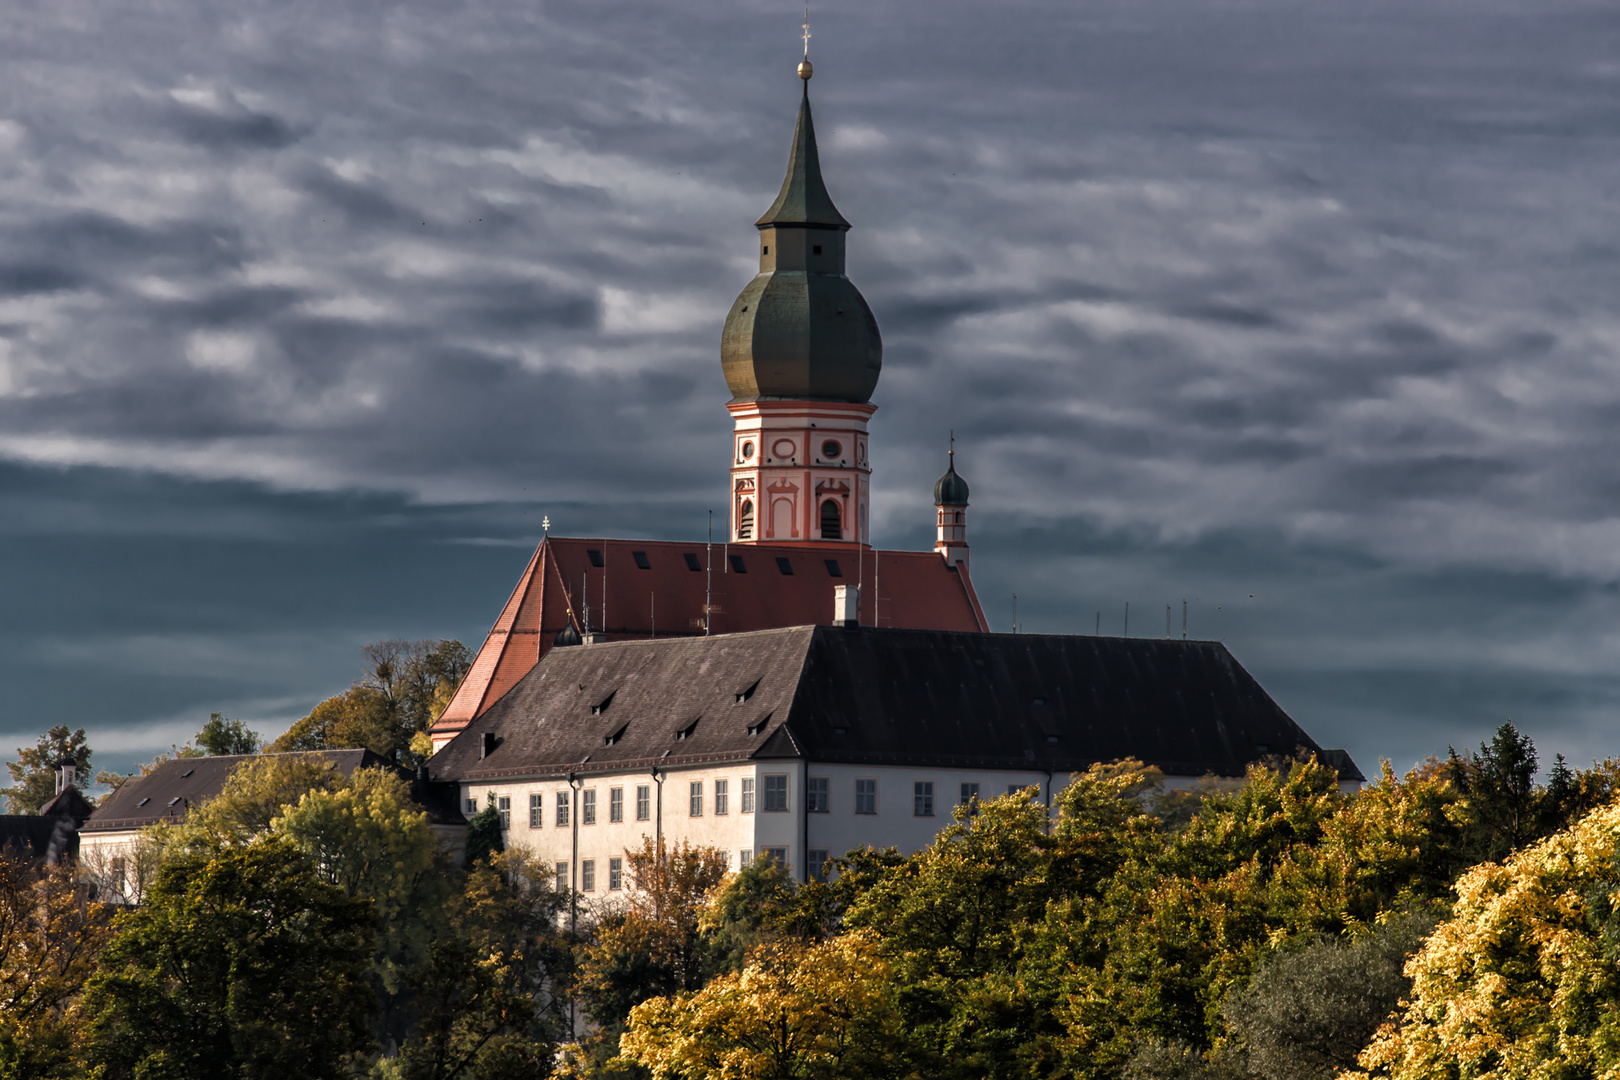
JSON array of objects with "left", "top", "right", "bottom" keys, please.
[
  {"left": 273, "top": 766, "right": 450, "bottom": 1000},
  {"left": 1222, "top": 912, "right": 1436, "bottom": 1080},
  {"left": 1, "top": 726, "right": 91, "bottom": 814},
  {"left": 0, "top": 851, "right": 113, "bottom": 1078},
  {"left": 617, "top": 933, "right": 909, "bottom": 1080},
  {"left": 1352, "top": 802, "right": 1620, "bottom": 1078},
  {"left": 463, "top": 798, "right": 507, "bottom": 872},
  {"left": 272, "top": 639, "right": 469, "bottom": 765},
  {"left": 577, "top": 838, "right": 730, "bottom": 1032},
  {"left": 396, "top": 850, "right": 573, "bottom": 1080},
  {"left": 1447, "top": 720, "right": 1542, "bottom": 862},
  {"left": 84, "top": 839, "right": 376, "bottom": 1079},
  {"left": 154, "top": 753, "right": 347, "bottom": 852},
  {"left": 195, "top": 712, "right": 261, "bottom": 755}
]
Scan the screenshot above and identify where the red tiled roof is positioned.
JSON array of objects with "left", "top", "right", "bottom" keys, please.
[{"left": 431, "top": 537, "right": 987, "bottom": 739}]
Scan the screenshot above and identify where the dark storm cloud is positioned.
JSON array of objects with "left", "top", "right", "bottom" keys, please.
[{"left": 3, "top": 0, "right": 1620, "bottom": 774}]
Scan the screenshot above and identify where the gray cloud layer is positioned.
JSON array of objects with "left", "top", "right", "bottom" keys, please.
[{"left": 4, "top": 0, "right": 1620, "bottom": 776}]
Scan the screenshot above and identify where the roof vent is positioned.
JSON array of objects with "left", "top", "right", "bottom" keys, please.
[
  {"left": 136, "top": 797, "right": 149, "bottom": 807},
  {"left": 834, "top": 584, "right": 861, "bottom": 628},
  {"left": 734, "top": 679, "right": 760, "bottom": 705},
  {"left": 675, "top": 718, "right": 699, "bottom": 741},
  {"left": 592, "top": 691, "right": 615, "bottom": 715},
  {"left": 167, "top": 796, "right": 182, "bottom": 807},
  {"left": 180, "top": 769, "right": 194, "bottom": 778},
  {"left": 481, "top": 732, "right": 497, "bottom": 759}
]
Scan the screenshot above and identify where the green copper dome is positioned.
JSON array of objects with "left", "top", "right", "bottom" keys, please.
[
  {"left": 721, "top": 82, "right": 881, "bottom": 403},
  {"left": 934, "top": 452, "right": 969, "bottom": 506}
]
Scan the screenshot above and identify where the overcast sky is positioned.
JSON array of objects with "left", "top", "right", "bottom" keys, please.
[{"left": 4, "top": 0, "right": 1620, "bottom": 781}]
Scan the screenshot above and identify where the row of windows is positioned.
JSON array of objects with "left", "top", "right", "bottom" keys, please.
[
  {"left": 555, "top": 856, "right": 626, "bottom": 893},
  {"left": 473, "top": 778, "right": 1038, "bottom": 828}
]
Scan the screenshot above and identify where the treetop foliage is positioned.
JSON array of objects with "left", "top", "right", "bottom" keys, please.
[{"left": 1, "top": 726, "right": 91, "bottom": 814}]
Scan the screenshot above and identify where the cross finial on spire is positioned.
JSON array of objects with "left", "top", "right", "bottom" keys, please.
[
  {"left": 542, "top": 515, "right": 550, "bottom": 536},
  {"left": 949, "top": 429, "right": 955, "bottom": 462},
  {"left": 802, "top": 5, "right": 811, "bottom": 57},
  {"left": 798, "top": 5, "right": 813, "bottom": 79}
]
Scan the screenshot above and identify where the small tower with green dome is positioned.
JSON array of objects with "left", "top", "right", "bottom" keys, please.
[{"left": 934, "top": 439, "right": 970, "bottom": 569}]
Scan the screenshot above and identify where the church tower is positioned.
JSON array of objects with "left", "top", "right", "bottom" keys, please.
[{"left": 720, "top": 54, "right": 881, "bottom": 546}]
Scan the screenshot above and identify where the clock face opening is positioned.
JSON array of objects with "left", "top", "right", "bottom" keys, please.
[
  {"left": 771, "top": 439, "right": 798, "bottom": 459},
  {"left": 741, "top": 441, "right": 754, "bottom": 460},
  {"left": 821, "top": 440, "right": 841, "bottom": 459}
]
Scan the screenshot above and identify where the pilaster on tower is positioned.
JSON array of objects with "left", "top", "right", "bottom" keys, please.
[{"left": 719, "top": 55, "right": 882, "bottom": 546}]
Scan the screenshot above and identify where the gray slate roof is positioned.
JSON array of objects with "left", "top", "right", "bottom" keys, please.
[
  {"left": 85, "top": 749, "right": 384, "bottom": 832},
  {"left": 431, "top": 625, "right": 1362, "bottom": 783}
]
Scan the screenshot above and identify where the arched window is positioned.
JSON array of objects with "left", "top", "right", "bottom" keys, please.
[
  {"left": 820, "top": 500, "right": 842, "bottom": 540},
  {"left": 738, "top": 500, "right": 754, "bottom": 540}
]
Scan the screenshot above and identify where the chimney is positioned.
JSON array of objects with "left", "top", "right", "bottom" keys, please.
[
  {"left": 834, "top": 584, "right": 861, "bottom": 628},
  {"left": 55, "top": 762, "right": 76, "bottom": 795},
  {"left": 481, "top": 732, "right": 496, "bottom": 760}
]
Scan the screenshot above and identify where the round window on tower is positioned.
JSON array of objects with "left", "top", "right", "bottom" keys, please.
[
  {"left": 741, "top": 440, "right": 754, "bottom": 461},
  {"left": 821, "top": 440, "right": 841, "bottom": 459}
]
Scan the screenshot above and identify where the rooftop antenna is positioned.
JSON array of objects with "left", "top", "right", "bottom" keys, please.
[
  {"left": 1166, "top": 605, "right": 1171, "bottom": 639},
  {"left": 1182, "top": 599, "right": 1187, "bottom": 640},
  {"left": 582, "top": 573, "right": 589, "bottom": 635},
  {"left": 705, "top": 511, "right": 713, "bottom": 636},
  {"left": 1124, "top": 602, "right": 1129, "bottom": 637},
  {"left": 1012, "top": 594, "right": 1018, "bottom": 634}
]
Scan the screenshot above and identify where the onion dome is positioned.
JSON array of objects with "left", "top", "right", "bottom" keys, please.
[
  {"left": 934, "top": 450, "right": 969, "bottom": 506},
  {"left": 720, "top": 74, "right": 881, "bottom": 403},
  {"left": 553, "top": 623, "right": 582, "bottom": 648}
]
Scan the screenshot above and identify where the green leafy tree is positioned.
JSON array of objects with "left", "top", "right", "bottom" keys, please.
[
  {"left": 84, "top": 839, "right": 376, "bottom": 1079},
  {"left": 155, "top": 753, "right": 347, "bottom": 852},
  {"left": 1, "top": 726, "right": 91, "bottom": 813},
  {"left": 396, "top": 850, "right": 572, "bottom": 1080},
  {"left": 272, "top": 639, "right": 469, "bottom": 765},
  {"left": 1221, "top": 912, "right": 1437, "bottom": 1080},
  {"left": 463, "top": 798, "right": 506, "bottom": 872},
  {"left": 0, "top": 851, "right": 113, "bottom": 1078},
  {"left": 617, "top": 933, "right": 909, "bottom": 1080},
  {"left": 575, "top": 837, "right": 729, "bottom": 1069},
  {"left": 195, "top": 712, "right": 261, "bottom": 755},
  {"left": 1352, "top": 802, "right": 1620, "bottom": 1078}
]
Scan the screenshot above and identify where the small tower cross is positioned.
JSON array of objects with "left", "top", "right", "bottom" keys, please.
[{"left": 802, "top": 5, "right": 811, "bottom": 57}]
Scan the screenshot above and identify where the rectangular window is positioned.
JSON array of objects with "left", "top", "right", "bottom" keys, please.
[
  {"left": 764, "top": 846, "right": 789, "bottom": 869},
  {"left": 775, "top": 557, "right": 794, "bottom": 575},
  {"left": 464, "top": 796, "right": 477, "bottom": 815},
  {"left": 632, "top": 550, "right": 651, "bottom": 569},
  {"left": 609, "top": 857, "right": 623, "bottom": 890},
  {"left": 824, "top": 559, "right": 842, "bottom": 577},
  {"left": 714, "top": 779, "right": 729, "bottom": 815},
  {"left": 1008, "top": 784, "right": 1024, "bottom": 797},
  {"left": 807, "top": 776, "right": 829, "bottom": 813},
  {"left": 808, "top": 849, "right": 830, "bottom": 882},
  {"left": 587, "top": 548, "right": 603, "bottom": 567},
  {"left": 855, "top": 778, "right": 877, "bottom": 815},
  {"left": 555, "top": 861, "right": 568, "bottom": 893},
  {"left": 684, "top": 552, "right": 702, "bottom": 572},
  {"left": 764, "top": 774, "right": 789, "bottom": 812},
  {"left": 729, "top": 554, "right": 747, "bottom": 574},
  {"left": 740, "top": 849, "right": 754, "bottom": 868},
  {"left": 529, "top": 792, "right": 543, "bottom": 828},
  {"left": 583, "top": 789, "right": 597, "bottom": 825},
  {"left": 689, "top": 780, "right": 703, "bottom": 817},
  {"left": 636, "top": 784, "right": 650, "bottom": 821},
  {"left": 960, "top": 782, "right": 981, "bottom": 806},
  {"left": 610, "top": 787, "right": 624, "bottom": 823},
  {"left": 581, "top": 859, "right": 595, "bottom": 892},
  {"left": 914, "top": 781, "right": 935, "bottom": 817},
  {"left": 497, "top": 795, "right": 511, "bottom": 830},
  {"left": 741, "top": 777, "right": 756, "bottom": 814},
  {"left": 556, "top": 790, "right": 570, "bottom": 827}
]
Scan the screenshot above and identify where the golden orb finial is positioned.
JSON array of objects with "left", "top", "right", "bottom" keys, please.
[
  {"left": 799, "top": 5, "right": 812, "bottom": 79},
  {"left": 798, "top": 58, "right": 813, "bottom": 80}
]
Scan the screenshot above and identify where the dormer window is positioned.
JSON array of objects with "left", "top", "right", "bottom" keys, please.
[
  {"left": 735, "top": 679, "right": 760, "bottom": 705},
  {"left": 604, "top": 722, "right": 629, "bottom": 747},
  {"left": 675, "top": 718, "right": 699, "bottom": 742},
  {"left": 591, "top": 691, "right": 615, "bottom": 716},
  {"left": 136, "top": 797, "right": 149, "bottom": 807},
  {"left": 167, "top": 797, "right": 182, "bottom": 807},
  {"left": 746, "top": 712, "right": 773, "bottom": 737}
]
